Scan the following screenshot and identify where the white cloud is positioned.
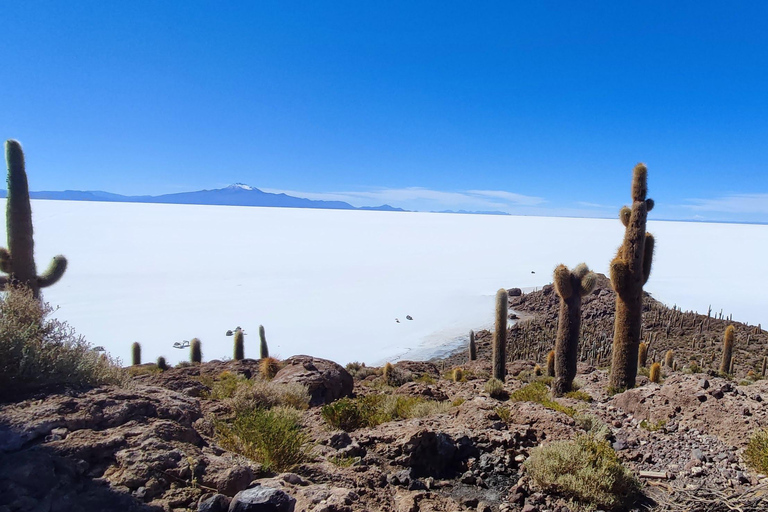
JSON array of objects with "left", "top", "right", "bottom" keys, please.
[
  {"left": 260, "top": 186, "right": 544, "bottom": 213},
  {"left": 683, "top": 193, "right": 768, "bottom": 214}
]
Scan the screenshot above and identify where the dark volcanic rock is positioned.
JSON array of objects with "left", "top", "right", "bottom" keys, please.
[{"left": 229, "top": 486, "right": 296, "bottom": 512}]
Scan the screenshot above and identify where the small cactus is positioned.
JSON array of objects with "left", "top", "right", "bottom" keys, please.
[
  {"left": 190, "top": 338, "right": 202, "bottom": 364},
  {"left": 649, "top": 362, "right": 661, "bottom": 383},
  {"left": 260, "top": 356, "right": 281, "bottom": 380},
  {"left": 468, "top": 330, "right": 477, "bottom": 361},
  {"left": 259, "top": 325, "right": 269, "bottom": 359},
  {"left": 383, "top": 362, "right": 394, "bottom": 384},
  {"left": 638, "top": 342, "right": 648, "bottom": 368},
  {"left": 131, "top": 342, "right": 141, "bottom": 366},
  {"left": 233, "top": 328, "right": 245, "bottom": 361},
  {"left": 492, "top": 289, "right": 508, "bottom": 382},
  {"left": 157, "top": 356, "right": 168, "bottom": 371},
  {"left": 664, "top": 350, "right": 674, "bottom": 368},
  {"left": 552, "top": 263, "right": 597, "bottom": 395},
  {"left": 546, "top": 350, "right": 555, "bottom": 377},
  {"left": 453, "top": 367, "right": 464, "bottom": 382},
  {"left": 720, "top": 325, "right": 735, "bottom": 374}
]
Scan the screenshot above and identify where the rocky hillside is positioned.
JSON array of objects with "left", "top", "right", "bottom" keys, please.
[
  {"left": 442, "top": 274, "right": 768, "bottom": 378},
  {"left": 3, "top": 349, "right": 768, "bottom": 512}
]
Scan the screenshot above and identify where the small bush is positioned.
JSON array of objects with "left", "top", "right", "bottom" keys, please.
[
  {"left": 321, "top": 394, "right": 452, "bottom": 431},
  {"left": 510, "top": 381, "right": 576, "bottom": 417},
  {"left": 215, "top": 406, "right": 310, "bottom": 472},
  {"left": 639, "top": 419, "right": 666, "bottom": 432},
  {"left": 484, "top": 378, "right": 508, "bottom": 399},
  {"left": 413, "top": 373, "right": 436, "bottom": 385},
  {"left": 573, "top": 413, "right": 611, "bottom": 440},
  {"left": 524, "top": 434, "right": 641, "bottom": 511},
  {"left": 495, "top": 406, "right": 512, "bottom": 423},
  {"left": 0, "top": 284, "right": 122, "bottom": 399},
  {"left": 743, "top": 428, "right": 768, "bottom": 474},
  {"left": 205, "top": 371, "right": 310, "bottom": 411},
  {"left": 259, "top": 357, "right": 281, "bottom": 380},
  {"left": 564, "top": 390, "right": 593, "bottom": 402}
]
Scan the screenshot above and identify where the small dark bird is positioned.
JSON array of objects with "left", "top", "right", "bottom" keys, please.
[
  {"left": 226, "top": 330, "right": 233, "bottom": 336},
  {"left": 395, "top": 318, "right": 400, "bottom": 323},
  {"left": 531, "top": 271, "right": 535, "bottom": 274},
  {"left": 406, "top": 315, "right": 413, "bottom": 320}
]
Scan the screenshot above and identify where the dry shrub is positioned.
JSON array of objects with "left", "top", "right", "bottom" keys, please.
[
  {"left": 216, "top": 406, "right": 310, "bottom": 472},
  {"left": 524, "top": 434, "right": 640, "bottom": 511},
  {"left": 0, "top": 284, "right": 122, "bottom": 399},
  {"left": 744, "top": 428, "right": 768, "bottom": 474},
  {"left": 321, "top": 394, "right": 452, "bottom": 431},
  {"left": 205, "top": 371, "right": 310, "bottom": 411},
  {"left": 259, "top": 356, "right": 282, "bottom": 380}
]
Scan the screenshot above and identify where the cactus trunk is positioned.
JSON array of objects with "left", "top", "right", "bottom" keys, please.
[
  {"left": 492, "top": 289, "right": 508, "bottom": 382},
  {"left": 469, "top": 330, "right": 477, "bottom": 361},
  {"left": 720, "top": 325, "right": 734, "bottom": 374},
  {"left": 190, "top": 338, "right": 202, "bottom": 364},
  {"left": 131, "top": 342, "right": 141, "bottom": 366},
  {"left": 638, "top": 342, "right": 648, "bottom": 368},
  {"left": 609, "top": 164, "right": 654, "bottom": 391},
  {"left": 234, "top": 328, "right": 245, "bottom": 360},
  {"left": 259, "top": 325, "right": 269, "bottom": 359}
]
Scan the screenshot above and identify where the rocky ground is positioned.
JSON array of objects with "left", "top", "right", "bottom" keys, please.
[{"left": 2, "top": 280, "right": 768, "bottom": 512}]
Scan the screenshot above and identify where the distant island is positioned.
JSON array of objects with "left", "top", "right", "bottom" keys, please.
[{"left": 0, "top": 183, "right": 509, "bottom": 215}]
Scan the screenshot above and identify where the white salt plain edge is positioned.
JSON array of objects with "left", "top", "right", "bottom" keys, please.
[{"left": 6, "top": 199, "right": 767, "bottom": 366}]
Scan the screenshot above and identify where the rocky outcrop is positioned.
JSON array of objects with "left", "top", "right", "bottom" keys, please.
[{"left": 272, "top": 356, "right": 353, "bottom": 406}]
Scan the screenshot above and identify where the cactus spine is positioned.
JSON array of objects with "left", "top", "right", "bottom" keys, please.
[
  {"left": 649, "top": 362, "right": 661, "bottom": 383},
  {"left": 0, "top": 140, "right": 67, "bottom": 298},
  {"left": 609, "top": 164, "right": 655, "bottom": 391},
  {"left": 469, "top": 330, "right": 477, "bottom": 361},
  {"left": 492, "top": 288, "right": 508, "bottom": 382},
  {"left": 131, "top": 342, "right": 141, "bottom": 366},
  {"left": 546, "top": 350, "right": 555, "bottom": 377},
  {"left": 664, "top": 350, "right": 674, "bottom": 368},
  {"left": 720, "top": 325, "right": 734, "bottom": 374},
  {"left": 190, "top": 338, "right": 202, "bottom": 364},
  {"left": 638, "top": 342, "right": 648, "bottom": 368},
  {"left": 259, "top": 325, "right": 269, "bottom": 359},
  {"left": 552, "top": 263, "right": 597, "bottom": 396},
  {"left": 233, "top": 328, "right": 245, "bottom": 360}
]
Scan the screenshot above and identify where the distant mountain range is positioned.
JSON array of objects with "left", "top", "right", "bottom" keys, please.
[
  {"left": 0, "top": 183, "right": 406, "bottom": 212},
  {"left": 0, "top": 184, "right": 512, "bottom": 215}
]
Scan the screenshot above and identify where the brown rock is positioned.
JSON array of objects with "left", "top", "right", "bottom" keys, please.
[{"left": 272, "top": 356, "right": 353, "bottom": 407}]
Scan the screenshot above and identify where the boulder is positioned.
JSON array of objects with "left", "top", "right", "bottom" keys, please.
[
  {"left": 272, "top": 356, "right": 352, "bottom": 407},
  {"left": 229, "top": 486, "right": 296, "bottom": 512}
]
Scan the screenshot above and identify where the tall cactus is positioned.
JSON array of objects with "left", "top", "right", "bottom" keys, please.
[
  {"left": 552, "top": 263, "right": 597, "bottom": 395},
  {"left": 233, "top": 327, "right": 245, "bottom": 360},
  {"left": 259, "top": 325, "right": 269, "bottom": 359},
  {"left": 492, "top": 288, "right": 508, "bottom": 382},
  {"left": 608, "top": 164, "right": 655, "bottom": 391},
  {"left": 131, "top": 342, "right": 141, "bottom": 366},
  {"left": 720, "top": 325, "right": 734, "bottom": 374},
  {"left": 190, "top": 338, "right": 202, "bottom": 364},
  {"left": 638, "top": 342, "right": 648, "bottom": 368},
  {"left": 468, "top": 330, "right": 477, "bottom": 361},
  {"left": 0, "top": 140, "right": 67, "bottom": 298}
]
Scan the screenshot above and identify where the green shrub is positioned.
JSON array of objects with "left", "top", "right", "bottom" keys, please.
[
  {"left": 743, "top": 428, "right": 768, "bottom": 474},
  {"left": 204, "top": 371, "right": 310, "bottom": 411},
  {"left": 321, "top": 394, "right": 452, "bottom": 431},
  {"left": 215, "top": 406, "right": 309, "bottom": 472},
  {"left": 0, "top": 284, "right": 122, "bottom": 399},
  {"left": 495, "top": 406, "right": 512, "bottom": 423},
  {"left": 510, "top": 381, "right": 576, "bottom": 417},
  {"left": 564, "top": 390, "right": 593, "bottom": 402},
  {"left": 573, "top": 413, "right": 611, "bottom": 440},
  {"left": 524, "top": 434, "right": 640, "bottom": 511},
  {"left": 639, "top": 419, "right": 666, "bottom": 432}
]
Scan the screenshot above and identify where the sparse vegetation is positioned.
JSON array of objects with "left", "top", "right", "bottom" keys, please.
[
  {"left": 204, "top": 371, "right": 310, "bottom": 411},
  {"left": 524, "top": 434, "right": 640, "bottom": 511},
  {"left": 260, "top": 356, "right": 282, "bottom": 380},
  {"left": 743, "top": 428, "right": 768, "bottom": 474},
  {"left": 215, "top": 406, "right": 310, "bottom": 472},
  {"left": 321, "top": 394, "right": 452, "bottom": 431},
  {"left": 510, "top": 381, "right": 576, "bottom": 417},
  {"left": 0, "top": 284, "right": 122, "bottom": 398},
  {"left": 639, "top": 419, "right": 667, "bottom": 432},
  {"left": 564, "top": 390, "right": 593, "bottom": 402}
]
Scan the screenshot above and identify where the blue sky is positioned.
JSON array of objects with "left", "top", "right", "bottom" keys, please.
[{"left": 2, "top": 1, "right": 768, "bottom": 222}]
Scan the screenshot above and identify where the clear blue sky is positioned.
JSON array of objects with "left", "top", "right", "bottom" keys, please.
[{"left": 3, "top": 1, "right": 768, "bottom": 222}]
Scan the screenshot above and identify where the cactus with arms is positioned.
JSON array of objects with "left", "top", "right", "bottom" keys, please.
[
  {"left": 0, "top": 140, "right": 67, "bottom": 298},
  {"left": 608, "top": 164, "right": 655, "bottom": 391},
  {"left": 552, "top": 263, "right": 597, "bottom": 395}
]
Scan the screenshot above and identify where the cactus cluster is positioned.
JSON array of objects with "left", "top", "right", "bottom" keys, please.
[
  {"left": 609, "top": 164, "right": 655, "bottom": 391},
  {"left": 0, "top": 140, "right": 67, "bottom": 298}
]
